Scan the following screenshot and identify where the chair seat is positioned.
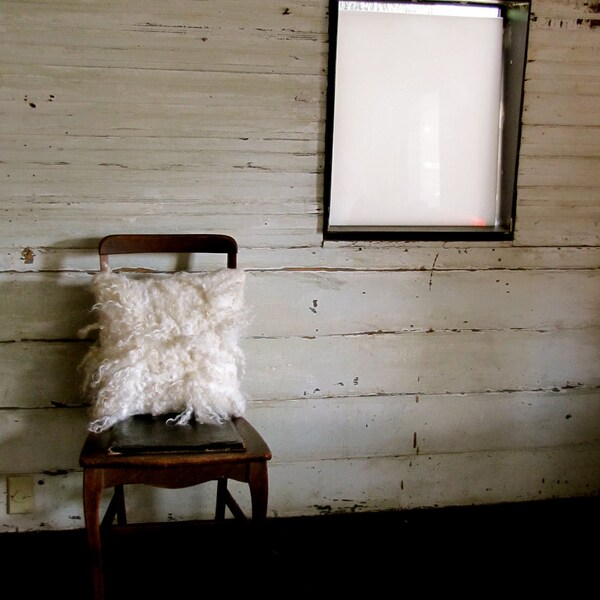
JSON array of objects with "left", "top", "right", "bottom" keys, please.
[
  {"left": 80, "top": 416, "right": 270, "bottom": 470},
  {"left": 80, "top": 416, "right": 271, "bottom": 508}
]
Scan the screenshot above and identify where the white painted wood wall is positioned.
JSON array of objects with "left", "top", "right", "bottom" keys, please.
[{"left": 1, "top": 0, "right": 599, "bottom": 532}]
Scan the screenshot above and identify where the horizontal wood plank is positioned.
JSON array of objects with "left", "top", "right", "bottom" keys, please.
[
  {"left": 0, "top": 269, "right": 598, "bottom": 340},
  {"left": 1, "top": 245, "right": 599, "bottom": 271},
  {"left": 1, "top": 386, "right": 598, "bottom": 473},
  {"left": 1, "top": 328, "right": 598, "bottom": 409}
]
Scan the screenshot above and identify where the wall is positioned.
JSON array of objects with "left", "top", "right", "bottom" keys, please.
[{"left": 1, "top": 0, "right": 598, "bottom": 532}]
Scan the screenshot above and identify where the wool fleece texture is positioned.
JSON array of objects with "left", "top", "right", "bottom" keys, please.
[{"left": 78, "top": 268, "right": 248, "bottom": 433}]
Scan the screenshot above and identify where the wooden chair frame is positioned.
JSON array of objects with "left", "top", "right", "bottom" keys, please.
[{"left": 79, "top": 234, "right": 271, "bottom": 600}]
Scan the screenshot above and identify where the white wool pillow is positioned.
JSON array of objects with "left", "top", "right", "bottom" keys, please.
[{"left": 79, "top": 268, "right": 247, "bottom": 433}]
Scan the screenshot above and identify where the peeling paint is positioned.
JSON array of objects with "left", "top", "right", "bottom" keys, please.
[
  {"left": 21, "top": 247, "right": 35, "bottom": 264},
  {"left": 534, "top": 15, "right": 600, "bottom": 29}
]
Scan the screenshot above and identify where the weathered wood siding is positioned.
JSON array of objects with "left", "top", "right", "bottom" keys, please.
[{"left": 1, "top": 0, "right": 599, "bottom": 531}]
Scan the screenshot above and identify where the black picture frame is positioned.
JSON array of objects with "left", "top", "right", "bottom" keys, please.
[{"left": 323, "top": 0, "right": 531, "bottom": 241}]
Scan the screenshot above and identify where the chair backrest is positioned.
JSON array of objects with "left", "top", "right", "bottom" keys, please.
[{"left": 98, "top": 233, "right": 238, "bottom": 271}]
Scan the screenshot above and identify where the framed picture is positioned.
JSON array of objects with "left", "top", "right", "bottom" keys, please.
[{"left": 323, "top": 0, "right": 531, "bottom": 240}]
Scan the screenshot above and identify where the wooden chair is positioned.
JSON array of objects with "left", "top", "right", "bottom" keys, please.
[{"left": 79, "top": 234, "right": 272, "bottom": 600}]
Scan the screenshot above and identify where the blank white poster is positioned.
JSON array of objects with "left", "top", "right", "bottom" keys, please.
[{"left": 329, "top": 2, "right": 504, "bottom": 228}]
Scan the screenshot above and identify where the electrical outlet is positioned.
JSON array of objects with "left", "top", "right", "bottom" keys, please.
[{"left": 7, "top": 475, "right": 34, "bottom": 514}]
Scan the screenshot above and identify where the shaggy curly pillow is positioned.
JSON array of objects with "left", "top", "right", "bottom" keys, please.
[{"left": 79, "top": 268, "right": 247, "bottom": 433}]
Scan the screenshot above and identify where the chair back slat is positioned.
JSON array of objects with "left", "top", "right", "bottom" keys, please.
[{"left": 98, "top": 234, "right": 238, "bottom": 271}]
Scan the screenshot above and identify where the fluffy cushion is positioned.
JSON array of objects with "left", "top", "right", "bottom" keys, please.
[{"left": 78, "top": 268, "right": 247, "bottom": 433}]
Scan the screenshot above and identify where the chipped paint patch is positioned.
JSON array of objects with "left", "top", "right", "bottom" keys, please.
[
  {"left": 21, "top": 247, "right": 35, "bottom": 264},
  {"left": 532, "top": 15, "right": 600, "bottom": 29}
]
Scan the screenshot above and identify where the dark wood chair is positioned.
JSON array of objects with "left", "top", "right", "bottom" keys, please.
[{"left": 79, "top": 234, "right": 272, "bottom": 600}]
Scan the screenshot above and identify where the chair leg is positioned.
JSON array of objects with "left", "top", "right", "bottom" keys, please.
[
  {"left": 83, "top": 469, "right": 106, "bottom": 600},
  {"left": 217, "top": 464, "right": 269, "bottom": 521},
  {"left": 224, "top": 488, "right": 248, "bottom": 521},
  {"left": 215, "top": 478, "right": 227, "bottom": 521},
  {"left": 101, "top": 484, "right": 127, "bottom": 528},
  {"left": 114, "top": 484, "right": 127, "bottom": 525},
  {"left": 248, "top": 462, "right": 269, "bottom": 520}
]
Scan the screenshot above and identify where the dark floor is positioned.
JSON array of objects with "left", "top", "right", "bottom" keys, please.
[{"left": 2, "top": 495, "right": 598, "bottom": 598}]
